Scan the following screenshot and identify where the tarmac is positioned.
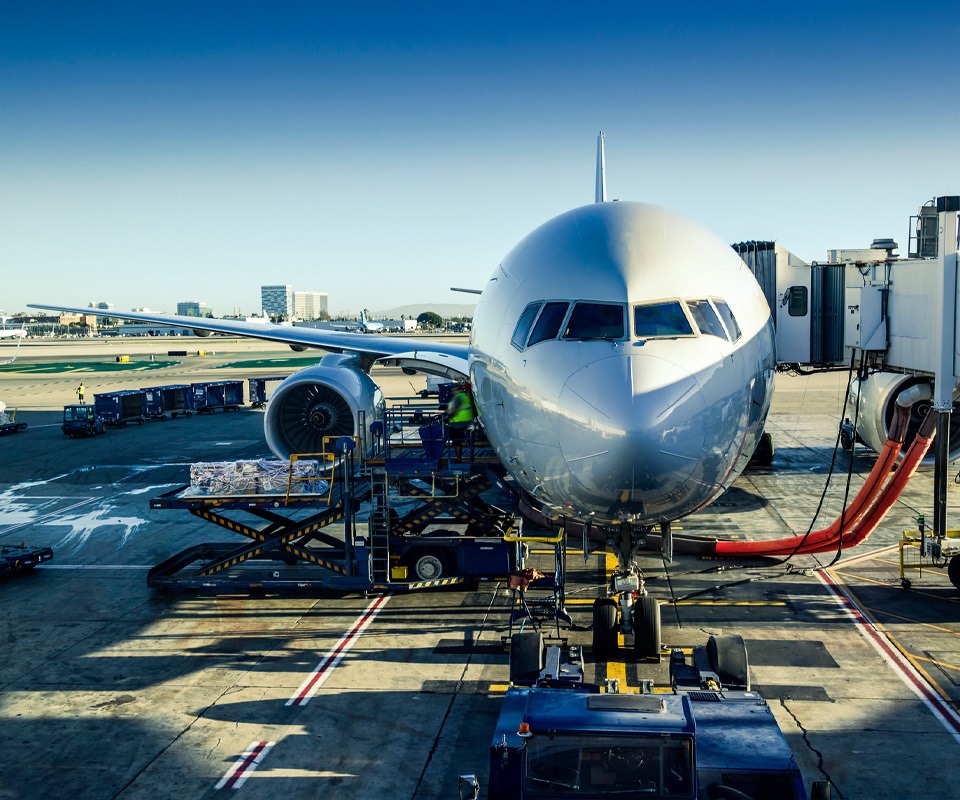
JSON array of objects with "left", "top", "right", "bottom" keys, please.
[{"left": 1, "top": 337, "right": 959, "bottom": 799}]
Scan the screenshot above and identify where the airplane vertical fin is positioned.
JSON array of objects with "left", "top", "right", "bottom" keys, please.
[{"left": 595, "top": 131, "right": 607, "bottom": 203}]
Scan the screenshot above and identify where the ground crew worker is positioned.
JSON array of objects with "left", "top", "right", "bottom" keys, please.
[
  {"left": 77, "top": 383, "right": 85, "bottom": 403},
  {"left": 444, "top": 380, "right": 476, "bottom": 458}
]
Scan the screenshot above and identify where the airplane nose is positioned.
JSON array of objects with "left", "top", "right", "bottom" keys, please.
[{"left": 558, "top": 353, "right": 707, "bottom": 516}]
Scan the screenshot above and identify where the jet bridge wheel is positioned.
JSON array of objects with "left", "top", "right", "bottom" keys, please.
[
  {"left": 509, "top": 631, "right": 545, "bottom": 684},
  {"left": 592, "top": 598, "right": 619, "bottom": 659},
  {"left": 948, "top": 555, "right": 960, "bottom": 592},
  {"left": 707, "top": 633, "right": 750, "bottom": 690},
  {"left": 633, "top": 596, "right": 661, "bottom": 662}
]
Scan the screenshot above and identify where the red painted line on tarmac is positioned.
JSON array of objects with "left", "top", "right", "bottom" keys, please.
[
  {"left": 214, "top": 740, "right": 274, "bottom": 790},
  {"left": 286, "top": 594, "right": 390, "bottom": 707},
  {"left": 819, "top": 570, "right": 960, "bottom": 744}
]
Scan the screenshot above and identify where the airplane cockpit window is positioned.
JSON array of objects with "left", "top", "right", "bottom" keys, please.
[
  {"left": 685, "top": 300, "right": 727, "bottom": 340},
  {"left": 511, "top": 302, "right": 543, "bottom": 350},
  {"left": 713, "top": 300, "right": 742, "bottom": 341},
  {"left": 527, "top": 302, "right": 570, "bottom": 346},
  {"left": 563, "top": 302, "right": 626, "bottom": 340},
  {"left": 633, "top": 301, "right": 694, "bottom": 338}
]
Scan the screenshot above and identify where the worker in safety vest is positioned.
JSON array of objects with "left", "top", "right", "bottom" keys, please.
[
  {"left": 444, "top": 380, "right": 476, "bottom": 457},
  {"left": 77, "top": 383, "right": 85, "bottom": 404}
]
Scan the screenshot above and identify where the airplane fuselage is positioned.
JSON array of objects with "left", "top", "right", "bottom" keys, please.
[{"left": 470, "top": 201, "right": 775, "bottom": 526}]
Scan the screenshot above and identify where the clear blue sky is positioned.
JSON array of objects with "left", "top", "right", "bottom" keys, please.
[{"left": 2, "top": 2, "right": 957, "bottom": 317}]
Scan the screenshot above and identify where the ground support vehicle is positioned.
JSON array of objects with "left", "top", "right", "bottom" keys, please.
[
  {"left": 466, "top": 633, "right": 828, "bottom": 800},
  {"left": 0, "top": 407, "right": 27, "bottom": 435},
  {"left": 247, "top": 376, "right": 288, "bottom": 409},
  {"left": 147, "top": 428, "right": 520, "bottom": 595},
  {"left": 93, "top": 390, "right": 146, "bottom": 427},
  {"left": 142, "top": 384, "right": 194, "bottom": 419},
  {"left": 61, "top": 404, "right": 106, "bottom": 437},
  {"left": 1, "top": 543, "right": 53, "bottom": 576},
  {"left": 190, "top": 380, "right": 243, "bottom": 413}
]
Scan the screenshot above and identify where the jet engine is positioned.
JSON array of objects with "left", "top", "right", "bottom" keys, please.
[
  {"left": 851, "top": 372, "right": 960, "bottom": 464},
  {"left": 264, "top": 354, "right": 383, "bottom": 460}
]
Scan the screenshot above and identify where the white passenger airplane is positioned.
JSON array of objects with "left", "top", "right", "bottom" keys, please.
[{"left": 31, "top": 134, "right": 777, "bottom": 653}]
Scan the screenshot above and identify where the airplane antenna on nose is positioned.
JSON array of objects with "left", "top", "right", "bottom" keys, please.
[{"left": 595, "top": 131, "right": 607, "bottom": 203}]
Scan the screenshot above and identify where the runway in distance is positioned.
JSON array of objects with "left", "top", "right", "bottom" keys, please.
[{"left": 32, "top": 134, "right": 779, "bottom": 642}]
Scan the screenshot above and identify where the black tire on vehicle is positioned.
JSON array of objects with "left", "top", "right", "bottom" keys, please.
[
  {"left": 592, "top": 598, "right": 619, "bottom": 659},
  {"left": 948, "top": 555, "right": 960, "bottom": 592},
  {"left": 633, "top": 596, "right": 661, "bottom": 662},
  {"left": 509, "top": 631, "right": 545, "bottom": 684},
  {"left": 707, "top": 633, "right": 750, "bottom": 690},
  {"left": 411, "top": 550, "right": 446, "bottom": 581}
]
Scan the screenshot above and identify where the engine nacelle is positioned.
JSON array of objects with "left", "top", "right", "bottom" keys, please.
[
  {"left": 264, "top": 354, "right": 384, "bottom": 460},
  {"left": 851, "top": 372, "right": 960, "bottom": 464}
]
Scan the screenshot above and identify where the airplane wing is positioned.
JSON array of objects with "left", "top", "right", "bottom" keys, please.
[
  {"left": 26, "top": 304, "right": 470, "bottom": 372},
  {"left": 0, "top": 329, "right": 26, "bottom": 339}
]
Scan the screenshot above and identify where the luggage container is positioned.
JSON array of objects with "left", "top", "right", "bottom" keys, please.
[
  {"left": 247, "top": 376, "right": 287, "bottom": 409},
  {"left": 143, "top": 384, "right": 193, "bottom": 419},
  {"left": 190, "top": 380, "right": 243, "bottom": 414},
  {"left": 93, "top": 390, "right": 145, "bottom": 427}
]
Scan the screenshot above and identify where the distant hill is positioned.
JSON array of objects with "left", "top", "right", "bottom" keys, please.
[{"left": 372, "top": 302, "right": 476, "bottom": 319}]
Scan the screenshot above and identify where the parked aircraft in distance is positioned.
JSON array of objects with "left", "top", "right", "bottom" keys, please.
[
  {"left": 359, "top": 309, "right": 384, "bottom": 333},
  {"left": 33, "top": 134, "right": 783, "bottom": 649},
  {"left": 0, "top": 328, "right": 26, "bottom": 339}
]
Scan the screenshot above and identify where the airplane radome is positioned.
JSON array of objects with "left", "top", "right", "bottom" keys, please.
[{"left": 470, "top": 200, "right": 775, "bottom": 527}]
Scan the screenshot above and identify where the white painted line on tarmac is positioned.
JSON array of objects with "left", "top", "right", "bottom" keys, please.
[
  {"left": 214, "top": 740, "right": 275, "bottom": 790},
  {"left": 819, "top": 570, "right": 960, "bottom": 745},
  {"left": 286, "top": 594, "right": 391, "bottom": 707}
]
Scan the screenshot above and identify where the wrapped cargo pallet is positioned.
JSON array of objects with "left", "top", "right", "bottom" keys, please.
[{"left": 184, "top": 459, "right": 329, "bottom": 497}]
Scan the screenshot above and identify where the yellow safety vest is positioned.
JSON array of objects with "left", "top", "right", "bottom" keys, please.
[{"left": 449, "top": 390, "right": 475, "bottom": 424}]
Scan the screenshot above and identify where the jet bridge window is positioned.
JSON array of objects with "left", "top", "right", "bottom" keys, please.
[
  {"left": 511, "top": 302, "right": 542, "bottom": 350},
  {"left": 713, "top": 300, "right": 742, "bottom": 341},
  {"left": 685, "top": 300, "right": 727, "bottom": 340},
  {"left": 562, "top": 302, "right": 626, "bottom": 340},
  {"left": 785, "top": 285, "right": 808, "bottom": 317},
  {"left": 634, "top": 301, "right": 694, "bottom": 338},
  {"left": 527, "top": 302, "right": 570, "bottom": 346}
]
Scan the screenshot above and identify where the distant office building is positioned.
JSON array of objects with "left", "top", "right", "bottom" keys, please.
[
  {"left": 261, "top": 285, "right": 294, "bottom": 318},
  {"left": 177, "top": 301, "right": 210, "bottom": 317},
  {"left": 293, "top": 291, "right": 329, "bottom": 320}
]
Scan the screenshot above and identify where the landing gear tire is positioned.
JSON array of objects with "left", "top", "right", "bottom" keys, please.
[
  {"left": 707, "top": 633, "right": 750, "bottom": 690},
  {"left": 592, "top": 598, "right": 619, "bottom": 659},
  {"left": 948, "top": 555, "right": 960, "bottom": 592},
  {"left": 751, "top": 431, "right": 775, "bottom": 466},
  {"left": 633, "top": 596, "right": 661, "bottom": 662},
  {"left": 412, "top": 551, "right": 446, "bottom": 581},
  {"left": 510, "top": 631, "right": 545, "bottom": 684}
]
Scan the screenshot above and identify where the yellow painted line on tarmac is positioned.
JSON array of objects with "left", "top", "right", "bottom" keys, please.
[
  {"left": 874, "top": 556, "right": 948, "bottom": 575},
  {"left": 914, "top": 654, "right": 960, "bottom": 675},
  {"left": 828, "top": 572, "right": 960, "bottom": 713},
  {"left": 672, "top": 600, "right": 786, "bottom": 607},
  {"left": 858, "top": 603, "right": 960, "bottom": 637},
  {"left": 566, "top": 598, "right": 600, "bottom": 606},
  {"left": 489, "top": 684, "right": 509, "bottom": 693},
  {"left": 833, "top": 569, "right": 960, "bottom": 602}
]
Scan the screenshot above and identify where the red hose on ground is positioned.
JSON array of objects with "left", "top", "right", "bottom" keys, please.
[{"left": 715, "top": 405, "right": 912, "bottom": 557}]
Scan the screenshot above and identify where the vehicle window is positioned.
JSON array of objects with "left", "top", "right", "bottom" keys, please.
[
  {"left": 634, "top": 301, "right": 694, "bottom": 338},
  {"left": 685, "top": 299, "right": 727, "bottom": 340},
  {"left": 527, "top": 302, "right": 570, "bottom": 346},
  {"left": 713, "top": 300, "right": 742, "bottom": 341},
  {"left": 787, "top": 285, "right": 808, "bottom": 317},
  {"left": 511, "top": 302, "right": 543, "bottom": 350},
  {"left": 563, "top": 303, "right": 626, "bottom": 340}
]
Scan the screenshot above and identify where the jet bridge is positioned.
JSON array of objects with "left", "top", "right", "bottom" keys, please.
[{"left": 738, "top": 195, "right": 960, "bottom": 561}]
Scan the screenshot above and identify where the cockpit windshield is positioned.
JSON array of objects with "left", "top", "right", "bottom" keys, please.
[
  {"left": 524, "top": 733, "right": 694, "bottom": 797},
  {"left": 633, "top": 301, "right": 694, "bottom": 339},
  {"left": 562, "top": 302, "right": 626, "bottom": 340}
]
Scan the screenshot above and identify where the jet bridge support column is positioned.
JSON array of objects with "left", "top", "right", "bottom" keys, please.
[{"left": 933, "top": 197, "right": 959, "bottom": 541}]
